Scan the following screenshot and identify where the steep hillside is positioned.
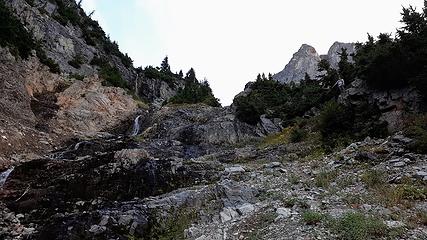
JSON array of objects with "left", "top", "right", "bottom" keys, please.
[{"left": 0, "top": 1, "right": 426, "bottom": 240}]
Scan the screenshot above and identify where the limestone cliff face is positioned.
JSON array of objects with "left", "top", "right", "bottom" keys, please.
[
  {"left": 54, "top": 76, "right": 138, "bottom": 137},
  {"left": 0, "top": 46, "right": 139, "bottom": 166},
  {"left": 274, "top": 42, "right": 356, "bottom": 84}
]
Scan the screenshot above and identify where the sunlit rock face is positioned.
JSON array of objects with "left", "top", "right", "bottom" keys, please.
[
  {"left": 273, "top": 44, "right": 321, "bottom": 84},
  {"left": 274, "top": 42, "right": 356, "bottom": 84},
  {"left": 323, "top": 42, "right": 356, "bottom": 69}
]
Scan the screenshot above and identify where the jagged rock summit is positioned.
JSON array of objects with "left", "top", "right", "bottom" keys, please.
[{"left": 274, "top": 42, "right": 356, "bottom": 84}]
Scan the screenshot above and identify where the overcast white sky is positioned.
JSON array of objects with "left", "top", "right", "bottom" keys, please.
[{"left": 81, "top": 0, "right": 424, "bottom": 105}]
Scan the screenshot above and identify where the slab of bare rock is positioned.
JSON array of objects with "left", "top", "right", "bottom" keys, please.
[
  {"left": 55, "top": 76, "right": 138, "bottom": 136},
  {"left": 276, "top": 208, "right": 292, "bottom": 218},
  {"left": 225, "top": 166, "right": 245, "bottom": 173},
  {"left": 236, "top": 203, "right": 255, "bottom": 215}
]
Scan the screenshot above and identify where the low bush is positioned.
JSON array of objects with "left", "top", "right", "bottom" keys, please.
[
  {"left": 68, "top": 55, "right": 84, "bottom": 69},
  {"left": 405, "top": 114, "right": 427, "bottom": 154},
  {"left": 289, "top": 127, "right": 307, "bottom": 143},
  {"left": 361, "top": 169, "right": 386, "bottom": 189},
  {"left": 301, "top": 211, "right": 324, "bottom": 225},
  {"left": 99, "top": 64, "right": 128, "bottom": 89},
  {"left": 331, "top": 212, "right": 388, "bottom": 240},
  {"left": 315, "top": 170, "right": 338, "bottom": 188},
  {"left": 318, "top": 100, "right": 388, "bottom": 152}
]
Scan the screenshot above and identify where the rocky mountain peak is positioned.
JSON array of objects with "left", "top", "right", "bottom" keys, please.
[
  {"left": 274, "top": 42, "right": 356, "bottom": 84},
  {"left": 273, "top": 44, "right": 321, "bottom": 84},
  {"left": 325, "top": 41, "right": 356, "bottom": 68}
]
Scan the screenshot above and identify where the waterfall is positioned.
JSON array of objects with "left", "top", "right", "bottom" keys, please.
[
  {"left": 131, "top": 115, "right": 142, "bottom": 136},
  {"left": 0, "top": 167, "right": 14, "bottom": 188},
  {"left": 74, "top": 141, "right": 90, "bottom": 150},
  {"left": 135, "top": 73, "right": 139, "bottom": 96}
]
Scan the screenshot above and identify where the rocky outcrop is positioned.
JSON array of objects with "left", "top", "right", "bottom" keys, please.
[
  {"left": 54, "top": 76, "right": 138, "bottom": 136},
  {"left": 137, "top": 77, "right": 185, "bottom": 106},
  {"left": 141, "top": 104, "right": 281, "bottom": 145},
  {"left": 274, "top": 42, "right": 356, "bottom": 84},
  {"left": 6, "top": 0, "right": 135, "bottom": 82},
  {"left": 0, "top": 45, "right": 138, "bottom": 166},
  {"left": 339, "top": 79, "right": 422, "bottom": 132}
]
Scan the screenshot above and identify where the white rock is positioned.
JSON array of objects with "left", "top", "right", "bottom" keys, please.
[
  {"left": 89, "top": 225, "right": 106, "bottom": 234},
  {"left": 220, "top": 207, "right": 239, "bottom": 222},
  {"left": 225, "top": 166, "right": 245, "bottom": 173},
  {"left": 236, "top": 203, "right": 255, "bottom": 215},
  {"left": 276, "top": 208, "right": 292, "bottom": 218},
  {"left": 263, "top": 162, "right": 282, "bottom": 169},
  {"left": 385, "top": 220, "right": 405, "bottom": 228}
]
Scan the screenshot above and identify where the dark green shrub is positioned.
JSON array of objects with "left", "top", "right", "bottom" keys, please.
[
  {"left": 405, "top": 114, "right": 427, "bottom": 153},
  {"left": 69, "top": 74, "right": 84, "bottom": 81},
  {"left": 68, "top": 55, "right": 84, "bottom": 69},
  {"left": 169, "top": 77, "right": 220, "bottom": 107},
  {"left": 361, "top": 170, "right": 386, "bottom": 189},
  {"left": 51, "top": 0, "right": 81, "bottom": 26},
  {"left": 143, "top": 66, "right": 176, "bottom": 86},
  {"left": 0, "top": 0, "right": 36, "bottom": 59},
  {"left": 99, "top": 65, "right": 128, "bottom": 89},
  {"left": 318, "top": 101, "right": 354, "bottom": 151},
  {"left": 36, "top": 49, "right": 61, "bottom": 74},
  {"left": 353, "top": 4, "right": 427, "bottom": 100},
  {"left": 289, "top": 127, "right": 307, "bottom": 143},
  {"left": 233, "top": 76, "right": 328, "bottom": 125}
]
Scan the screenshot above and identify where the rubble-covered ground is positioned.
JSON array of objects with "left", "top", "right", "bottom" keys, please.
[{"left": 0, "top": 105, "right": 426, "bottom": 240}]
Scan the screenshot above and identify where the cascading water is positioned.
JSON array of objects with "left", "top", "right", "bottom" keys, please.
[
  {"left": 74, "top": 141, "right": 90, "bottom": 150},
  {"left": 131, "top": 115, "right": 142, "bottom": 136},
  {"left": 0, "top": 167, "right": 14, "bottom": 188}
]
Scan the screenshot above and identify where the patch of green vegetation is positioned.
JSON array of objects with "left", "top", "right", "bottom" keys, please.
[
  {"left": 168, "top": 68, "right": 221, "bottom": 107},
  {"left": 336, "top": 175, "right": 356, "bottom": 189},
  {"left": 282, "top": 197, "right": 298, "bottom": 208},
  {"left": 289, "top": 127, "right": 307, "bottom": 143},
  {"left": 69, "top": 73, "right": 84, "bottom": 81},
  {"left": 142, "top": 66, "right": 177, "bottom": 86},
  {"left": 68, "top": 54, "right": 84, "bottom": 69},
  {"left": 51, "top": 0, "right": 81, "bottom": 26},
  {"left": 233, "top": 74, "right": 328, "bottom": 126},
  {"left": 259, "top": 127, "right": 293, "bottom": 148},
  {"left": 405, "top": 114, "right": 427, "bottom": 154},
  {"left": 144, "top": 208, "right": 197, "bottom": 240},
  {"left": 361, "top": 169, "right": 386, "bottom": 189},
  {"left": 315, "top": 170, "right": 338, "bottom": 188},
  {"left": 318, "top": 100, "right": 388, "bottom": 152},
  {"left": 330, "top": 212, "right": 388, "bottom": 240},
  {"left": 100, "top": 64, "right": 128, "bottom": 89},
  {"left": 353, "top": 3, "right": 427, "bottom": 100},
  {"left": 301, "top": 210, "right": 324, "bottom": 225},
  {"left": 288, "top": 173, "right": 300, "bottom": 185},
  {"left": 36, "top": 49, "right": 61, "bottom": 73},
  {"left": 0, "top": 0, "right": 35, "bottom": 59},
  {"left": 257, "top": 190, "right": 283, "bottom": 202},
  {"left": 246, "top": 210, "right": 277, "bottom": 240},
  {"left": 392, "top": 184, "right": 427, "bottom": 201},
  {"left": 91, "top": 56, "right": 128, "bottom": 88}
]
